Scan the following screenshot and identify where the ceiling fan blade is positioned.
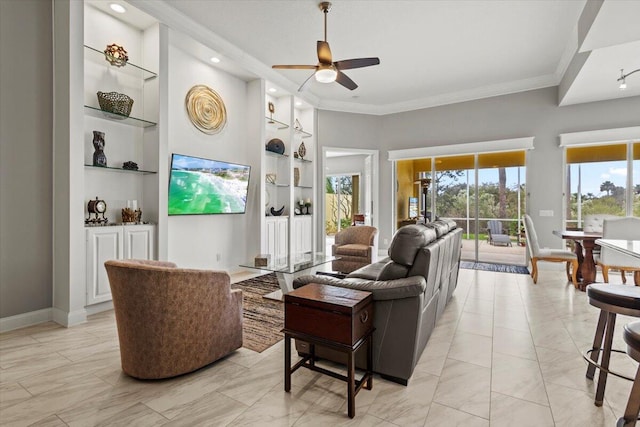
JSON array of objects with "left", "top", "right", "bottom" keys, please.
[
  {"left": 336, "top": 71, "right": 357, "bottom": 90},
  {"left": 297, "top": 72, "right": 316, "bottom": 92},
  {"left": 272, "top": 65, "right": 317, "bottom": 69},
  {"left": 317, "top": 41, "right": 332, "bottom": 64},
  {"left": 334, "top": 57, "right": 380, "bottom": 70}
]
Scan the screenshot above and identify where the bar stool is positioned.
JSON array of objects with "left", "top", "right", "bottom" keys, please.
[
  {"left": 585, "top": 284, "right": 640, "bottom": 406},
  {"left": 618, "top": 321, "right": 640, "bottom": 427}
]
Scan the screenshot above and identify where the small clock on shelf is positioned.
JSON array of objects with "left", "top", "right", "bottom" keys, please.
[{"left": 86, "top": 196, "right": 108, "bottom": 225}]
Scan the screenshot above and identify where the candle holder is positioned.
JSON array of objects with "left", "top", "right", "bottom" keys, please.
[{"left": 304, "top": 202, "right": 311, "bottom": 215}]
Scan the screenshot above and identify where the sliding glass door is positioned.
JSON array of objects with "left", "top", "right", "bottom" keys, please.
[
  {"left": 396, "top": 150, "right": 527, "bottom": 265},
  {"left": 476, "top": 151, "right": 526, "bottom": 264},
  {"left": 565, "top": 142, "right": 639, "bottom": 228}
]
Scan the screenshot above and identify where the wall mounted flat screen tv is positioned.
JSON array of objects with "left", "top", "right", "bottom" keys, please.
[{"left": 168, "top": 153, "right": 250, "bottom": 215}]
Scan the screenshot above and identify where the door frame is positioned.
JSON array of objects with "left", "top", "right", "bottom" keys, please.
[{"left": 320, "top": 147, "right": 379, "bottom": 253}]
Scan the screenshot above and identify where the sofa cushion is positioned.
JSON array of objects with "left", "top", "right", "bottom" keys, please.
[
  {"left": 388, "top": 225, "right": 437, "bottom": 266},
  {"left": 334, "top": 243, "right": 370, "bottom": 257},
  {"left": 378, "top": 262, "right": 411, "bottom": 281},
  {"left": 423, "top": 220, "right": 449, "bottom": 237},
  {"left": 347, "top": 260, "right": 388, "bottom": 280}
]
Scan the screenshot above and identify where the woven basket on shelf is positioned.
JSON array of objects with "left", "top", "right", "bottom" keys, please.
[{"left": 97, "top": 91, "right": 134, "bottom": 117}]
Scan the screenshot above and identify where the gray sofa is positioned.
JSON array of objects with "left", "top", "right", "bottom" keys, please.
[{"left": 293, "top": 219, "right": 462, "bottom": 385}]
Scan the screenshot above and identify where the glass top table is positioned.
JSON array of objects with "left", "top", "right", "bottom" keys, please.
[{"left": 239, "top": 252, "right": 337, "bottom": 300}]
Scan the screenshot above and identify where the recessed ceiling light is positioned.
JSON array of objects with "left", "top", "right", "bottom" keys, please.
[
  {"left": 268, "top": 88, "right": 277, "bottom": 93},
  {"left": 210, "top": 57, "right": 220, "bottom": 63},
  {"left": 110, "top": 3, "right": 126, "bottom": 13},
  {"left": 295, "top": 101, "right": 302, "bottom": 106}
]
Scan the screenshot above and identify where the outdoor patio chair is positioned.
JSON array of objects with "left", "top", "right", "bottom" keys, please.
[{"left": 487, "top": 220, "right": 512, "bottom": 247}]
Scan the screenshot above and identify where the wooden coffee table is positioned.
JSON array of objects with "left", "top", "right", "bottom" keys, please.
[{"left": 283, "top": 283, "right": 374, "bottom": 418}]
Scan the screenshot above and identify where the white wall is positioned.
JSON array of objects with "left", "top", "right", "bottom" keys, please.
[
  {"left": 165, "top": 35, "right": 254, "bottom": 270},
  {"left": 0, "top": 0, "right": 53, "bottom": 318},
  {"left": 318, "top": 87, "right": 640, "bottom": 251}
]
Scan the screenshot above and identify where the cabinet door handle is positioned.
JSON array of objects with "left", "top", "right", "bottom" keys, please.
[{"left": 360, "top": 310, "right": 369, "bottom": 323}]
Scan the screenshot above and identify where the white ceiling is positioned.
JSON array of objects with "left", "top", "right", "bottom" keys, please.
[{"left": 124, "top": 0, "right": 639, "bottom": 114}]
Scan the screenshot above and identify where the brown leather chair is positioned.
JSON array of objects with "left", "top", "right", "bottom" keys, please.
[
  {"left": 105, "top": 259, "right": 243, "bottom": 379},
  {"left": 331, "top": 226, "right": 378, "bottom": 273}
]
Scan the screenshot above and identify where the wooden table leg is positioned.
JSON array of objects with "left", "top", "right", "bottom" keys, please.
[
  {"left": 284, "top": 334, "right": 291, "bottom": 392},
  {"left": 366, "top": 335, "right": 373, "bottom": 390},
  {"left": 574, "top": 241, "right": 585, "bottom": 282},
  {"left": 634, "top": 271, "right": 640, "bottom": 286},
  {"left": 582, "top": 239, "right": 597, "bottom": 287},
  {"left": 347, "top": 349, "right": 355, "bottom": 418}
]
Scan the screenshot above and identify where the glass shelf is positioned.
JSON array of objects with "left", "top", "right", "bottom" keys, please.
[
  {"left": 84, "top": 105, "right": 157, "bottom": 128},
  {"left": 265, "top": 117, "right": 289, "bottom": 130},
  {"left": 295, "top": 185, "right": 313, "bottom": 189},
  {"left": 84, "top": 164, "right": 157, "bottom": 174},
  {"left": 294, "top": 157, "right": 312, "bottom": 163},
  {"left": 84, "top": 45, "right": 157, "bottom": 81},
  {"left": 294, "top": 128, "right": 313, "bottom": 138},
  {"left": 266, "top": 182, "right": 290, "bottom": 188},
  {"left": 265, "top": 150, "right": 289, "bottom": 159}
]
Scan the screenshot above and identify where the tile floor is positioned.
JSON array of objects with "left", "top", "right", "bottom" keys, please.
[{"left": 1, "top": 268, "right": 638, "bottom": 426}]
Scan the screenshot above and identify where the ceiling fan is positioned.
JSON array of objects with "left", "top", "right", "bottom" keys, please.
[{"left": 272, "top": 2, "right": 380, "bottom": 91}]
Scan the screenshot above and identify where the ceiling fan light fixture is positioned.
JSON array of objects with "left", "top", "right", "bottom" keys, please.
[{"left": 315, "top": 65, "right": 337, "bottom": 83}]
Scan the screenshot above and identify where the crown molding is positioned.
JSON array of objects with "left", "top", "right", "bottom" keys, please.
[{"left": 318, "top": 74, "right": 559, "bottom": 116}]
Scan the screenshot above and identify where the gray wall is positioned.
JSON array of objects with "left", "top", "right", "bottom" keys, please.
[
  {"left": 0, "top": 0, "right": 53, "bottom": 317},
  {"left": 319, "top": 87, "right": 640, "bottom": 251}
]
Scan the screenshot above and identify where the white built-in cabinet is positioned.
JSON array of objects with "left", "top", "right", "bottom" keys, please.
[
  {"left": 265, "top": 217, "right": 289, "bottom": 264},
  {"left": 86, "top": 225, "right": 155, "bottom": 305},
  {"left": 292, "top": 216, "right": 312, "bottom": 254},
  {"left": 261, "top": 85, "right": 317, "bottom": 260}
]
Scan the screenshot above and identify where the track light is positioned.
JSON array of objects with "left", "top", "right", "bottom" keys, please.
[{"left": 618, "top": 68, "right": 639, "bottom": 90}]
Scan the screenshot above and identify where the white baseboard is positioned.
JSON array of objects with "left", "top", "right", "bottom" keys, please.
[
  {"left": 0, "top": 308, "right": 52, "bottom": 333},
  {"left": 52, "top": 307, "right": 87, "bottom": 327},
  {"left": 85, "top": 300, "right": 113, "bottom": 316}
]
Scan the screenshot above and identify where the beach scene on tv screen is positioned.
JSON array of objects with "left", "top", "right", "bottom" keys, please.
[{"left": 169, "top": 154, "right": 250, "bottom": 215}]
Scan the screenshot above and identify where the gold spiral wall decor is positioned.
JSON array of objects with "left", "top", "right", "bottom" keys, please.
[{"left": 184, "top": 85, "right": 227, "bottom": 135}]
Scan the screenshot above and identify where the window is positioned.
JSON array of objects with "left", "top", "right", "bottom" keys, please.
[{"left": 565, "top": 142, "right": 639, "bottom": 228}]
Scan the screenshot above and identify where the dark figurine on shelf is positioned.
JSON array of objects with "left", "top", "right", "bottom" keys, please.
[
  {"left": 92, "top": 130, "right": 107, "bottom": 167},
  {"left": 123, "top": 161, "right": 138, "bottom": 170}
]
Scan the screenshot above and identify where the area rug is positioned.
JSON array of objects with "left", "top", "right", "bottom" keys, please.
[
  {"left": 461, "top": 261, "right": 530, "bottom": 275},
  {"left": 231, "top": 273, "right": 284, "bottom": 353}
]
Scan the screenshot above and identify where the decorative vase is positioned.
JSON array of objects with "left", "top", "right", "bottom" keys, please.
[
  {"left": 298, "top": 142, "right": 306, "bottom": 159},
  {"left": 294, "top": 167, "right": 300, "bottom": 187},
  {"left": 92, "top": 131, "right": 107, "bottom": 167}
]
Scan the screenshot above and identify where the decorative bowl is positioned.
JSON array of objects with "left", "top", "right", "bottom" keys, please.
[{"left": 97, "top": 91, "right": 134, "bottom": 118}]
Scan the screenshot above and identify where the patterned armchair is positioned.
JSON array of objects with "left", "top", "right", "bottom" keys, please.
[
  {"left": 105, "top": 259, "right": 243, "bottom": 379},
  {"left": 331, "top": 226, "right": 378, "bottom": 273}
]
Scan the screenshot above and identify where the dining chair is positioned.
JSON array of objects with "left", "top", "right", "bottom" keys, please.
[
  {"left": 597, "top": 217, "right": 640, "bottom": 284},
  {"left": 523, "top": 214, "right": 578, "bottom": 287}
]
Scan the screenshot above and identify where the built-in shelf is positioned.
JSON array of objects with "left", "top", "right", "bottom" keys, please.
[
  {"left": 84, "top": 164, "right": 157, "bottom": 174},
  {"left": 84, "top": 45, "right": 157, "bottom": 81},
  {"left": 266, "top": 182, "right": 290, "bottom": 188},
  {"left": 265, "top": 150, "right": 289, "bottom": 159},
  {"left": 295, "top": 128, "right": 313, "bottom": 139},
  {"left": 294, "top": 157, "right": 312, "bottom": 163},
  {"left": 84, "top": 105, "right": 157, "bottom": 128},
  {"left": 265, "top": 117, "right": 289, "bottom": 130},
  {"left": 295, "top": 185, "right": 313, "bottom": 189}
]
